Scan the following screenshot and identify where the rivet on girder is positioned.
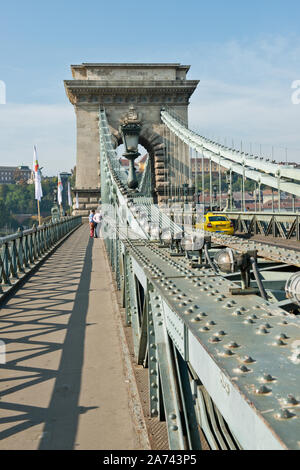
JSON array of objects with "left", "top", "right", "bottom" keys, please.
[
  {"left": 191, "top": 316, "right": 202, "bottom": 323},
  {"left": 277, "top": 333, "right": 289, "bottom": 340},
  {"left": 256, "top": 385, "right": 272, "bottom": 395},
  {"left": 233, "top": 309, "right": 244, "bottom": 316},
  {"left": 239, "top": 365, "right": 251, "bottom": 373},
  {"left": 274, "top": 339, "right": 287, "bottom": 346},
  {"left": 262, "top": 323, "right": 272, "bottom": 329},
  {"left": 200, "top": 327, "right": 210, "bottom": 332},
  {"left": 223, "top": 348, "right": 235, "bottom": 357},
  {"left": 170, "top": 425, "right": 178, "bottom": 431},
  {"left": 210, "top": 337, "right": 221, "bottom": 343},
  {"left": 250, "top": 314, "right": 258, "bottom": 320},
  {"left": 276, "top": 409, "right": 295, "bottom": 420},
  {"left": 243, "top": 356, "right": 255, "bottom": 364},
  {"left": 285, "top": 395, "right": 299, "bottom": 406},
  {"left": 258, "top": 328, "right": 269, "bottom": 335},
  {"left": 184, "top": 308, "right": 194, "bottom": 315},
  {"left": 225, "top": 302, "right": 234, "bottom": 308},
  {"left": 262, "top": 373, "right": 275, "bottom": 382}
]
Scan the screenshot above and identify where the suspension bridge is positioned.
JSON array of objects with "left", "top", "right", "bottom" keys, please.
[{"left": 1, "top": 63, "right": 300, "bottom": 451}]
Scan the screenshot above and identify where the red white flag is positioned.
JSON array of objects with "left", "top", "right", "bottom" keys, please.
[
  {"left": 33, "top": 145, "right": 43, "bottom": 201},
  {"left": 57, "top": 173, "right": 63, "bottom": 205}
]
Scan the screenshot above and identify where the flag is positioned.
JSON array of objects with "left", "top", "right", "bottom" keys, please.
[
  {"left": 75, "top": 192, "right": 79, "bottom": 209},
  {"left": 67, "top": 181, "right": 72, "bottom": 207},
  {"left": 33, "top": 146, "right": 43, "bottom": 201},
  {"left": 57, "top": 173, "right": 63, "bottom": 205}
]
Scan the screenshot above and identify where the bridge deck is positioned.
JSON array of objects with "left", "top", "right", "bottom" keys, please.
[{"left": 0, "top": 225, "right": 144, "bottom": 450}]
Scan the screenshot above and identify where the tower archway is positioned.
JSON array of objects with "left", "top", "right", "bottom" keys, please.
[{"left": 64, "top": 63, "right": 199, "bottom": 214}]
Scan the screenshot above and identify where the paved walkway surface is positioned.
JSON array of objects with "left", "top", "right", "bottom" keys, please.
[{"left": 0, "top": 225, "right": 143, "bottom": 450}]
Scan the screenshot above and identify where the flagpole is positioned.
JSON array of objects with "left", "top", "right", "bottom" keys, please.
[
  {"left": 33, "top": 145, "right": 43, "bottom": 225},
  {"left": 37, "top": 199, "right": 41, "bottom": 226}
]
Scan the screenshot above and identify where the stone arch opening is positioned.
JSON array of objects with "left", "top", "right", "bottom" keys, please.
[{"left": 111, "top": 129, "right": 166, "bottom": 202}]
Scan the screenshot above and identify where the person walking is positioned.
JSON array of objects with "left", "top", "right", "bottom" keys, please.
[
  {"left": 93, "top": 210, "right": 102, "bottom": 238},
  {"left": 89, "top": 209, "right": 96, "bottom": 238}
]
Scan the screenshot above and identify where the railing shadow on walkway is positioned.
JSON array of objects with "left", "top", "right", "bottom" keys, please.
[{"left": 0, "top": 234, "right": 98, "bottom": 449}]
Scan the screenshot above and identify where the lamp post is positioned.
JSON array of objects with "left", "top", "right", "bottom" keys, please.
[
  {"left": 51, "top": 188, "right": 60, "bottom": 222},
  {"left": 120, "top": 106, "right": 142, "bottom": 190},
  {"left": 183, "top": 183, "right": 189, "bottom": 205},
  {"left": 225, "top": 170, "right": 232, "bottom": 212},
  {"left": 213, "top": 184, "right": 217, "bottom": 208}
]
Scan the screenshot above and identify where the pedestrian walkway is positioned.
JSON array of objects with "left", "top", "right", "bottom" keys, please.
[{"left": 0, "top": 225, "right": 144, "bottom": 450}]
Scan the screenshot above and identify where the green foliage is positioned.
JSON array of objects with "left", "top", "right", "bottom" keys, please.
[
  {"left": 195, "top": 173, "right": 255, "bottom": 192},
  {"left": 0, "top": 177, "right": 58, "bottom": 229}
]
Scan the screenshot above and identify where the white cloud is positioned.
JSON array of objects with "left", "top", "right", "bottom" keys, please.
[
  {"left": 188, "top": 36, "right": 300, "bottom": 163},
  {"left": 0, "top": 35, "right": 299, "bottom": 177},
  {"left": 0, "top": 103, "right": 75, "bottom": 175}
]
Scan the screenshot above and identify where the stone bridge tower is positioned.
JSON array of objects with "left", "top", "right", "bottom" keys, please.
[{"left": 64, "top": 63, "right": 199, "bottom": 214}]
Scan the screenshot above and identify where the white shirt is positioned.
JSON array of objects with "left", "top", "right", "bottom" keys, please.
[{"left": 93, "top": 212, "right": 102, "bottom": 224}]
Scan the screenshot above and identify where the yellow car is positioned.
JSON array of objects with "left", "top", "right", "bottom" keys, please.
[{"left": 196, "top": 213, "right": 234, "bottom": 235}]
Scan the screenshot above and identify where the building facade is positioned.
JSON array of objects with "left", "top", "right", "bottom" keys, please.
[
  {"left": 0, "top": 166, "right": 31, "bottom": 184},
  {"left": 191, "top": 158, "right": 226, "bottom": 175}
]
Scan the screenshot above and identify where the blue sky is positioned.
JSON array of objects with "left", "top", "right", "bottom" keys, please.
[{"left": 0, "top": 0, "right": 300, "bottom": 174}]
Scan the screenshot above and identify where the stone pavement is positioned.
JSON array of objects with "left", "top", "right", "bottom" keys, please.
[{"left": 0, "top": 224, "right": 145, "bottom": 450}]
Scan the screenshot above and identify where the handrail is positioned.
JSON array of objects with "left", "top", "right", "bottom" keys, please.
[{"left": 0, "top": 216, "right": 82, "bottom": 292}]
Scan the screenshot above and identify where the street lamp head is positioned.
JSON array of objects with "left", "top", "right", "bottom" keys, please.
[
  {"left": 120, "top": 122, "right": 141, "bottom": 154},
  {"left": 119, "top": 106, "right": 142, "bottom": 190}
]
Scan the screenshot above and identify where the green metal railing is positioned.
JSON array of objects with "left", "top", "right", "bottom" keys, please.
[{"left": 0, "top": 216, "right": 82, "bottom": 293}]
